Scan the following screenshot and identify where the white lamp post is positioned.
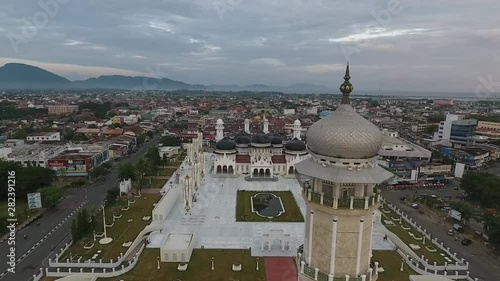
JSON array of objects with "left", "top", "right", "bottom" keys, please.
[
  {"left": 211, "top": 257, "right": 214, "bottom": 270},
  {"left": 256, "top": 258, "right": 259, "bottom": 271},
  {"left": 157, "top": 256, "right": 160, "bottom": 270},
  {"left": 102, "top": 207, "right": 107, "bottom": 238},
  {"left": 400, "top": 258, "right": 404, "bottom": 271}
]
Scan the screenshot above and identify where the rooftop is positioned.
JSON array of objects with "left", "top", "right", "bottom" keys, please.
[
  {"left": 162, "top": 233, "right": 194, "bottom": 250},
  {"left": 379, "top": 135, "right": 432, "bottom": 159}
]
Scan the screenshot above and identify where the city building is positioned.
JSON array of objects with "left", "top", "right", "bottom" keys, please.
[
  {"left": 294, "top": 65, "right": 393, "bottom": 280},
  {"left": 433, "top": 99, "right": 454, "bottom": 105},
  {"left": 26, "top": 132, "right": 61, "bottom": 142},
  {"left": 475, "top": 121, "right": 500, "bottom": 139},
  {"left": 47, "top": 105, "right": 79, "bottom": 115},
  {"left": 158, "top": 146, "right": 180, "bottom": 158},
  {"left": 48, "top": 144, "right": 110, "bottom": 177},
  {"left": 378, "top": 129, "right": 432, "bottom": 183},
  {"left": 433, "top": 114, "right": 477, "bottom": 148}
]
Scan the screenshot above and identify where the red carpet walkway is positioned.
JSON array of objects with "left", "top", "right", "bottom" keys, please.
[{"left": 265, "top": 257, "right": 298, "bottom": 281}]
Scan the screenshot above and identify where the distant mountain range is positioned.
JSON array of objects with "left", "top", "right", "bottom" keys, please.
[{"left": 0, "top": 63, "right": 331, "bottom": 93}]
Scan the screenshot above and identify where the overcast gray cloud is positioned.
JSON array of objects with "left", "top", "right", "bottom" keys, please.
[{"left": 0, "top": 0, "right": 499, "bottom": 92}]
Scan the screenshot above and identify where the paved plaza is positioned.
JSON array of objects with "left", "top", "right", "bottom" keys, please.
[{"left": 148, "top": 153, "right": 391, "bottom": 257}]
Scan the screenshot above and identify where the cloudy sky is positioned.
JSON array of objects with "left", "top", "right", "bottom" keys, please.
[{"left": 0, "top": 0, "right": 499, "bottom": 93}]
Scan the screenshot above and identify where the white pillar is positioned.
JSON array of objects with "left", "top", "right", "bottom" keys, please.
[
  {"left": 102, "top": 206, "right": 107, "bottom": 238},
  {"left": 355, "top": 217, "right": 365, "bottom": 275},
  {"left": 216, "top": 119, "right": 224, "bottom": 141},
  {"left": 330, "top": 217, "right": 338, "bottom": 275},
  {"left": 314, "top": 268, "right": 319, "bottom": 280},
  {"left": 244, "top": 119, "right": 250, "bottom": 134},
  {"left": 263, "top": 117, "right": 269, "bottom": 134},
  {"left": 308, "top": 211, "right": 314, "bottom": 264},
  {"left": 300, "top": 261, "right": 305, "bottom": 274}
]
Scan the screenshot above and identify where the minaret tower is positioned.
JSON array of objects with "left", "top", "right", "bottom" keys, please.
[
  {"left": 244, "top": 118, "right": 250, "bottom": 134},
  {"left": 263, "top": 116, "right": 269, "bottom": 134},
  {"left": 295, "top": 63, "right": 393, "bottom": 281},
  {"left": 215, "top": 118, "right": 224, "bottom": 141},
  {"left": 293, "top": 119, "right": 302, "bottom": 140}
]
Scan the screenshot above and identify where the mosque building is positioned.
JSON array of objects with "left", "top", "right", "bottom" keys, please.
[{"left": 212, "top": 117, "right": 308, "bottom": 178}]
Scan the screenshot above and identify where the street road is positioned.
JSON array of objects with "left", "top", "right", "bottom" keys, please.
[
  {"left": 383, "top": 188, "right": 500, "bottom": 281},
  {"left": 0, "top": 136, "right": 159, "bottom": 281}
]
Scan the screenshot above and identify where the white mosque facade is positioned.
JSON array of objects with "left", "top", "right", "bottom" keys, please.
[{"left": 213, "top": 119, "right": 308, "bottom": 178}]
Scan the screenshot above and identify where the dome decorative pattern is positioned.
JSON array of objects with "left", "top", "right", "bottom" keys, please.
[
  {"left": 270, "top": 133, "right": 283, "bottom": 145},
  {"left": 215, "top": 137, "right": 236, "bottom": 150},
  {"left": 306, "top": 64, "right": 383, "bottom": 159},
  {"left": 251, "top": 130, "right": 271, "bottom": 144},
  {"left": 234, "top": 132, "right": 251, "bottom": 144},
  {"left": 285, "top": 138, "right": 306, "bottom": 151}
]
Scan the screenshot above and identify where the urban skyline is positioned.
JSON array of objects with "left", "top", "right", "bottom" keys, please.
[{"left": 1, "top": 0, "right": 499, "bottom": 92}]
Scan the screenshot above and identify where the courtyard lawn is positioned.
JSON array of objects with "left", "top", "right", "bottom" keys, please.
[
  {"left": 236, "top": 190, "right": 304, "bottom": 222},
  {"left": 61, "top": 193, "right": 162, "bottom": 261},
  {"left": 372, "top": 250, "right": 417, "bottom": 281},
  {"left": 101, "top": 248, "right": 266, "bottom": 281},
  {"left": 158, "top": 168, "right": 175, "bottom": 177},
  {"left": 150, "top": 178, "right": 167, "bottom": 189},
  {"left": 380, "top": 207, "right": 448, "bottom": 264}
]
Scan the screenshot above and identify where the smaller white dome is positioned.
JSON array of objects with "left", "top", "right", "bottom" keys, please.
[
  {"left": 294, "top": 119, "right": 301, "bottom": 125},
  {"left": 244, "top": 118, "right": 250, "bottom": 123},
  {"left": 216, "top": 118, "right": 224, "bottom": 125}
]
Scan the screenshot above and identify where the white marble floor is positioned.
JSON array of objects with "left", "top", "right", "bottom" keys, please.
[
  {"left": 148, "top": 153, "right": 307, "bottom": 257},
  {"left": 148, "top": 153, "right": 394, "bottom": 257}
]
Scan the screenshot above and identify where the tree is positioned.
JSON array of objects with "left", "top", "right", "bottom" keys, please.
[
  {"left": 424, "top": 125, "right": 438, "bottom": 135},
  {"left": 0, "top": 161, "right": 56, "bottom": 200},
  {"left": 449, "top": 201, "right": 477, "bottom": 225},
  {"left": 76, "top": 211, "right": 84, "bottom": 239},
  {"left": 159, "top": 136, "right": 182, "bottom": 146},
  {"left": 162, "top": 154, "right": 169, "bottom": 168},
  {"left": 146, "top": 130, "right": 154, "bottom": 138},
  {"left": 136, "top": 134, "right": 146, "bottom": 146},
  {"left": 71, "top": 219, "right": 78, "bottom": 242},
  {"left": 81, "top": 208, "right": 89, "bottom": 234},
  {"left": 90, "top": 165, "right": 107, "bottom": 180},
  {"left": 105, "top": 187, "right": 120, "bottom": 204},
  {"left": 101, "top": 162, "right": 112, "bottom": 170},
  {"left": 118, "top": 163, "right": 137, "bottom": 182},
  {"left": 38, "top": 186, "right": 63, "bottom": 208},
  {"left": 145, "top": 147, "right": 161, "bottom": 167},
  {"left": 460, "top": 172, "right": 500, "bottom": 208}
]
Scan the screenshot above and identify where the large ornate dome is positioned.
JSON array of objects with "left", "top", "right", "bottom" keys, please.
[
  {"left": 251, "top": 130, "right": 271, "bottom": 144},
  {"left": 306, "top": 64, "right": 383, "bottom": 159},
  {"left": 285, "top": 138, "right": 306, "bottom": 151},
  {"left": 215, "top": 137, "right": 236, "bottom": 150},
  {"left": 234, "top": 132, "right": 251, "bottom": 144}
]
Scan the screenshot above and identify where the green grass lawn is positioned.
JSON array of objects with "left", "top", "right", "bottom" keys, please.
[
  {"left": 380, "top": 207, "right": 448, "bottom": 264},
  {"left": 372, "top": 250, "right": 417, "bottom": 281},
  {"left": 62, "top": 194, "right": 162, "bottom": 261},
  {"left": 158, "top": 168, "right": 175, "bottom": 177},
  {"left": 101, "top": 249, "right": 266, "bottom": 281},
  {"left": 150, "top": 178, "right": 167, "bottom": 189},
  {"left": 236, "top": 190, "right": 304, "bottom": 222}
]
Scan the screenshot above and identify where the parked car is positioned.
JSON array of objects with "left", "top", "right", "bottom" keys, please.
[
  {"left": 461, "top": 238, "right": 472, "bottom": 246},
  {"left": 411, "top": 203, "right": 419, "bottom": 209}
]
